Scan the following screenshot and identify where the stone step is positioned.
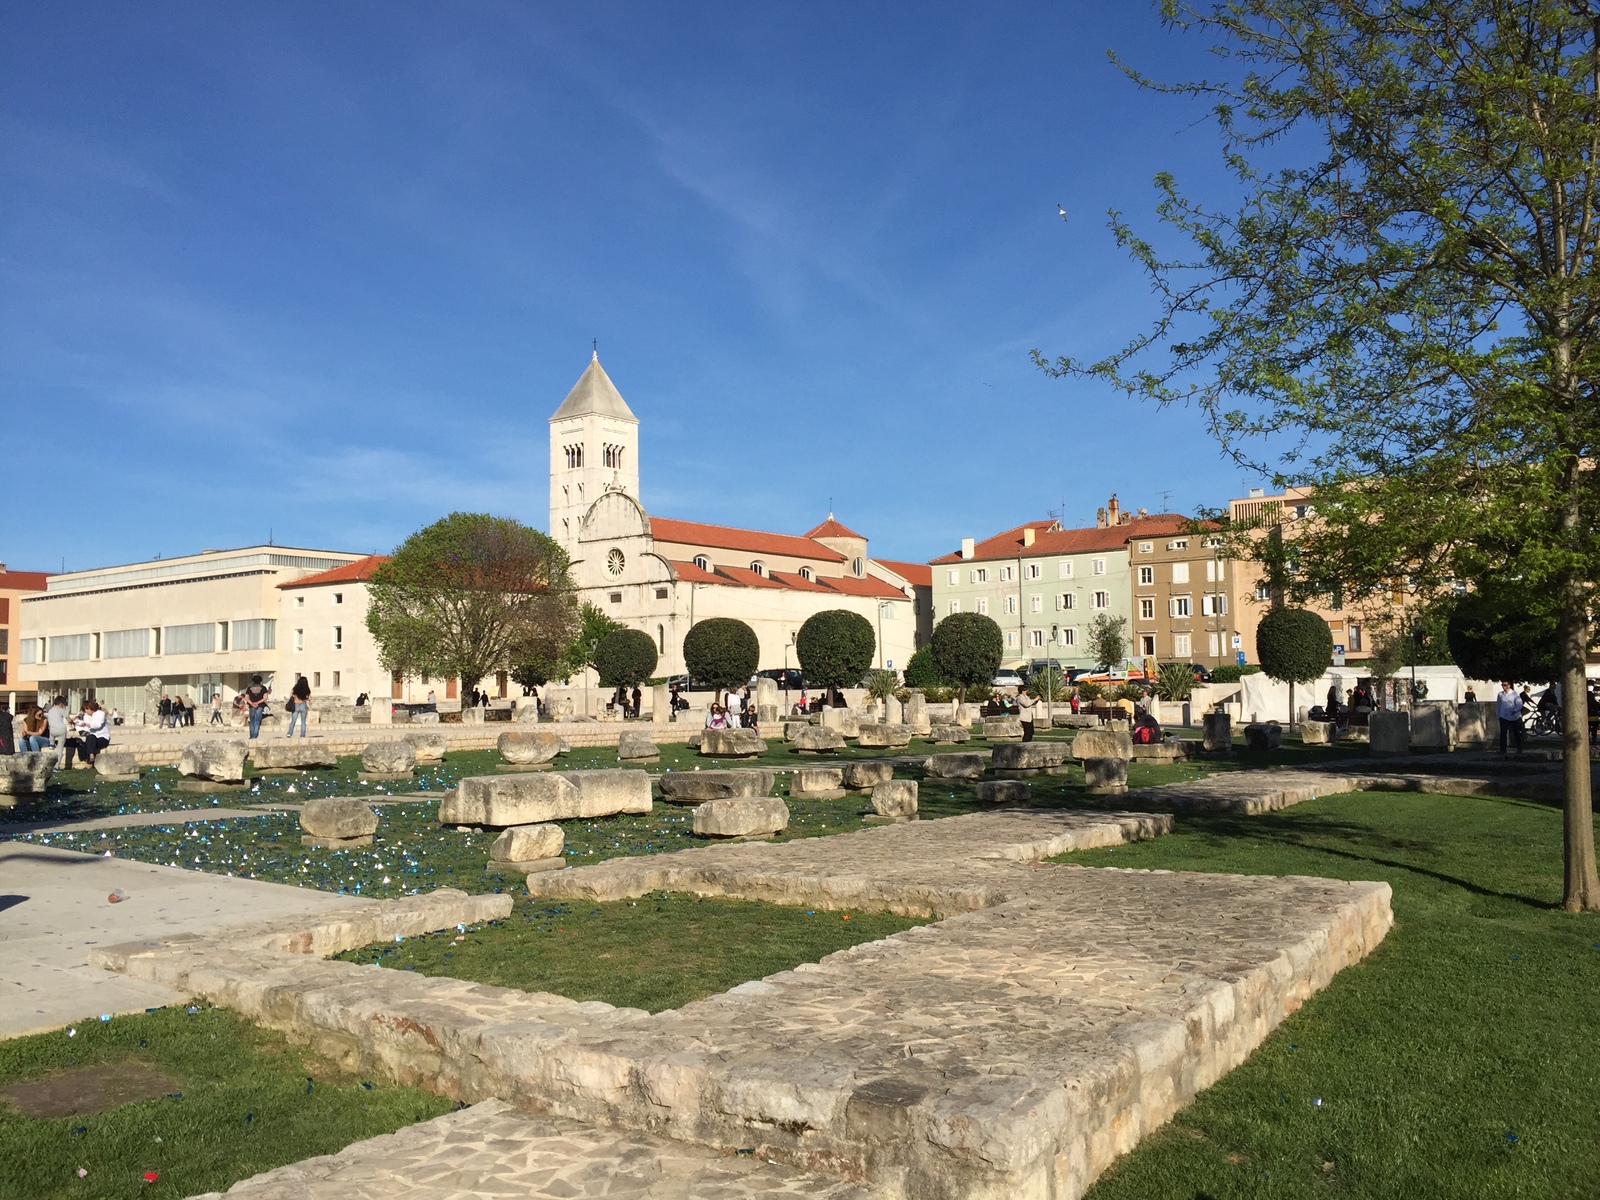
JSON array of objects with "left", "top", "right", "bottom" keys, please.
[{"left": 186, "top": 1098, "right": 880, "bottom": 1199}]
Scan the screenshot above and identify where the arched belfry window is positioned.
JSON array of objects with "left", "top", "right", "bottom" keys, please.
[
  {"left": 565, "top": 444, "right": 584, "bottom": 468},
  {"left": 799, "top": 566, "right": 814, "bottom": 581},
  {"left": 603, "top": 443, "right": 625, "bottom": 469},
  {"left": 750, "top": 561, "right": 766, "bottom": 577},
  {"left": 693, "top": 555, "right": 709, "bottom": 571}
]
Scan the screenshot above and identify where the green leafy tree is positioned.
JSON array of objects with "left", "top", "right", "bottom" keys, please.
[
  {"left": 929, "top": 612, "right": 1003, "bottom": 701},
  {"left": 1447, "top": 584, "right": 1563, "bottom": 683},
  {"left": 795, "top": 609, "right": 876, "bottom": 689},
  {"left": 902, "top": 645, "right": 944, "bottom": 689},
  {"left": 511, "top": 602, "right": 619, "bottom": 688},
  {"left": 1086, "top": 614, "right": 1129, "bottom": 671},
  {"left": 594, "top": 628, "right": 659, "bottom": 690},
  {"left": 1255, "top": 608, "right": 1334, "bottom": 727},
  {"left": 1039, "top": 1, "right": 1600, "bottom": 907},
  {"left": 683, "top": 618, "right": 759, "bottom": 698},
  {"left": 366, "top": 513, "right": 576, "bottom": 698}
]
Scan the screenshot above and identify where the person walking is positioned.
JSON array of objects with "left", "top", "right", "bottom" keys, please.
[
  {"left": 631, "top": 685, "right": 642, "bottom": 721},
  {"left": 244, "top": 675, "right": 271, "bottom": 740},
  {"left": 210, "top": 693, "right": 224, "bottom": 725},
  {"left": 183, "top": 694, "right": 197, "bottom": 726},
  {"left": 286, "top": 674, "right": 311, "bottom": 737},
  {"left": 1016, "top": 687, "right": 1038, "bottom": 742},
  {"left": 158, "top": 693, "right": 173, "bottom": 729},
  {"left": 1496, "top": 681, "right": 1524, "bottom": 755}
]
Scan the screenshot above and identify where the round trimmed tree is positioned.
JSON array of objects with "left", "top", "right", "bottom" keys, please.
[
  {"left": 929, "top": 612, "right": 1003, "bottom": 702},
  {"left": 594, "top": 628, "right": 659, "bottom": 690},
  {"left": 903, "top": 645, "right": 943, "bottom": 689},
  {"left": 1255, "top": 607, "right": 1334, "bottom": 726},
  {"left": 683, "top": 618, "right": 760, "bottom": 699},
  {"left": 795, "top": 609, "right": 876, "bottom": 690},
  {"left": 1447, "top": 586, "right": 1560, "bottom": 684}
]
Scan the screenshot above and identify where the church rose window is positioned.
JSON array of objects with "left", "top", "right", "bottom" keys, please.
[{"left": 607, "top": 548, "right": 626, "bottom": 577}]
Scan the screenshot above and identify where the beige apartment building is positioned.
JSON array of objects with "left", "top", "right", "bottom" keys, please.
[
  {"left": 1130, "top": 528, "right": 1240, "bottom": 669},
  {"left": 18, "top": 546, "right": 366, "bottom": 715}
]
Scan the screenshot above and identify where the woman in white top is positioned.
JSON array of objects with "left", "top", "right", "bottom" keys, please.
[{"left": 65, "top": 700, "right": 110, "bottom": 768}]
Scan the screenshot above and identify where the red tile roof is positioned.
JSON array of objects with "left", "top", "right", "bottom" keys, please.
[
  {"left": 0, "top": 570, "right": 52, "bottom": 592},
  {"left": 649, "top": 517, "right": 846, "bottom": 563},
  {"left": 818, "top": 574, "right": 910, "bottom": 601},
  {"left": 712, "top": 565, "right": 786, "bottom": 589},
  {"left": 929, "top": 515, "right": 1191, "bottom": 564},
  {"left": 278, "top": 555, "right": 388, "bottom": 588},
  {"left": 875, "top": 559, "right": 932, "bottom": 588},
  {"left": 669, "top": 559, "right": 721, "bottom": 585},
  {"left": 767, "top": 570, "right": 834, "bottom": 593},
  {"left": 804, "top": 516, "right": 865, "bottom": 540}
]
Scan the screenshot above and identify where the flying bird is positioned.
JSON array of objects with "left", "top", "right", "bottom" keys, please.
[{"left": 1057, "top": 204, "right": 1068, "bottom": 220}]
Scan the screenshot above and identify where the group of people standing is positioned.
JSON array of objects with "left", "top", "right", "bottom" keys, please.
[{"left": 157, "top": 693, "right": 197, "bottom": 727}]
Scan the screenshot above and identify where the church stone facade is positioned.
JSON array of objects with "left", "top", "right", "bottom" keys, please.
[{"left": 550, "top": 354, "right": 923, "bottom": 678}]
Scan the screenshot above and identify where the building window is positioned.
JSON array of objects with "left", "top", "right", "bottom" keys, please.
[
  {"left": 1140, "top": 635, "right": 1156, "bottom": 656},
  {"left": 1206, "top": 559, "right": 1219, "bottom": 582},
  {"left": 1092, "top": 591, "right": 1108, "bottom": 609},
  {"left": 1025, "top": 563, "right": 1040, "bottom": 580},
  {"left": 565, "top": 444, "right": 584, "bottom": 468},
  {"left": 294, "top": 595, "right": 305, "bottom": 608},
  {"left": 1092, "top": 558, "right": 1106, "bottom": 575},
  {"left": 608, "top": 592, "right": 622, "bottom": 604},
  {"left": 1171, "top": 562, "right": 1190, "bottom": 584},
  {"left": 1349, "top": 625, "right": 1363, "bottom": 651},
  {"left": 1208, "top": 633, "right": 1221, "bottom": 657},
  {"left": 693, "top": 555, "right": 710, "bottom": 571},
  {"left": 1255, "top": 582, "right": 1272, "bottom": 601},
  {"left": 853, "top": 557, "right": 865, "bottom": 577},
  {"left": 1170, "top": 597, "right": 1192, "bottom": 618},
  {"left": 1174, "top": 633, "right": 1192, "bottom": 657},
  {"left": 750, "top": 561, "right": 766, "bottom": 576},
  {"left": 1168, "top": 539, "right": 1190, "bottom": 551},
  {"left": 1004, "top": 595, "right": 1018, "bottom": 615},
  {"left": 1029, "top": 594, "right": 1042, "bottom": 613},
  {"left": 333, "top": 671, "right": 341, "bottom": 688},
  {"left": 1007, "top": 631, "right": 1018, "bottom": 647},
  {"left": 1060, "top": 628, "right": 1076, "bottom": 647},
  {"left": 104, "top": 628, "right": 150, "bottom": 659},
  {"left": 973, "top": 568, "right": 988, "bottom": 583},
  {"left": 1, "top": 659, "right": 8, "bottom": 684},
  {"left": 1139, "top": 542, "right": 1153, "bottom": 554},
  {"left": 1030, "top": 629, "right": 1045, "bottom": 647},
  {"left": 1139, "top": 598, "right": 1155, "bottom": 620},
  {"left": 1138, "top": 566, "right": 1154, "bottom": 585},
  {"left": 948, "top": 600, "right": 960, "bottom": 614},
  {"left": 1294, "top": 503, "right": 1311, "bottom": 518},
  {"left": 332, "top": 625, "right": 343, "bottom": 650},
  {"left": 218, "top": 622, "right": 229, "bottom": 651},
  {"left": 607, "top": 548, "right": 626, "bottom": 577},
  {"left": 1059, "top": 561, "right": 1074, "bottom": 579},
  {"left": 657, "top": 624, "right": 665, "bottom": 652},
  {"left": 19, "top": 637, "right": 40, "bottom": 664},
  {"left": 1057, "top": 593, "right": 1075, "bottom": 611},
  {"left": 294, "top": 628, "right": 305, "bottom": 652},
  {"left": 603, "top": 443, "right": 624, "bottom": 469},
  {"left": 999, "top": 565, "right": 1015, "bottom": 582},
  {"left": 1201, "top": 594, "right": 1228, "bottom": 616},
  {"left": 313, "top": 671, "right": 322, "bottom": 688},
  {"left": 977, "top": 598, "right": 989, "bottom": 615},
  {"left": 800, "top": 567, "right": 814, "bottom": 582},
  {"left": 332, "top": 592, "right": 344, "bottom": 605},
  {"left": 232, "top": 619, "right": 276, "bottom": 650},
  {"left": 946, "top": 569, "right": 958, "bottom": 584},
  {"left": 655, "top": 587, "right": 669, "bottom": 599},
  {"left": 164, "top": 623, "right": 215, "bottom": 655}
]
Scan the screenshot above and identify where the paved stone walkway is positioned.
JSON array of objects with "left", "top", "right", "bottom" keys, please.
[
  {"left": 96, "top": 808, "right": 1390, "bottom": 1200},
  {"left": 1121, "top": 762, "right": 1571, "bottom": 813},
  {"left": 190, "top": 1099, "right": 878, "bottom": 1199},
  {"left": 0, "top": 842, "right": 356, "bottom": 1038}
]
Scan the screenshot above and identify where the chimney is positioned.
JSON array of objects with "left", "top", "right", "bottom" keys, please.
[
  {"left": 1096, "top": 507, "right": 1108, "bottom": 528},
  {"left": 960, "top": 537, "right": 975, "bottom": 560},
  {"left": 1107, "top": 494, "right": 1120, "bottom": 526},
  {"left": 1022, "top": 527, "right": 1036, "bottom": 548},
  {"left": 1136, "top": 507, "right": 1147, "bottom": 518}
]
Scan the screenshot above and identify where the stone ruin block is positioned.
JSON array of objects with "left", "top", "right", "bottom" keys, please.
[
  {"left": 1409, "top": 702, "right": 1457, "bottom": 751},
  {"left": 1071, "top": 727, "right": 1133, "bottom": 761},
  {"left": 1299, "top": 721, "right": 1337, "bottom": 746},
  {"left": 923, "top": 753, "right": 985, "bottom": 780},
  {"left": 0, "top": 750, "right": 58, "bottom": 798},
  {"left": 179, "top": 739, "right": 248, "bottom": 783},
  {"left": 975, "top": 779, "right": 1031, "bottom": 804},
  {"left": 990, "top": 742, "right": 1071, "bottom": 776},
  {"left": 300, "top": 797, "right": 379, "bottom": 847},
  {"left": 869, "top": 778, "right": 918, "bottom": 820},
  {"left": 1368, "top": 710, "right": 1411, "bottom": 756},
  {"left": 983, "top": 717, "right": 1024, "bottom": 742},
  {"left": 616, "top": 730, "right": 659, "bottom": 762},
  {"left": 1244, "top": 722, "right": 1283, "bottom": 752},
  {"left": 361, "top": 741, "right": 416, "bottom": 776},
  {"left": 699, "top": 728, "right": 767, "bottom": 757},
  {"left": 442, "top": 768, "right": 653, "bottom": 827},
  {"left": 656, "top": 769, "right": 775, "bottom": 804},
  {"left": 498, "top": 731, "right": 569, "bottom": 765},
  {"left": 842, "top": 761, "right": 895, "bottom": 792},
  {"left": 251, "top": 742, "right": 341, "bottom": 770},
  {"left": 789, "top": 766, "right": 846, "bottom": 799},
  {"left": 789, "top": 724, "right": 846, "bottom": 753},
  {"left": 487, "top": 823, "right": 566, "bottom": 874},
  {"left": 693, "top": 797, "right": 789, "bottom": 839},
  {"left": 927, "top": 724, "right": 971, "bottom": 744},
  {"left": 855, "top": 722, "right": 912, "bottom": 749},
  {"left": 1083, "top": 757, "right": 1129, "bottom": 794},
  {"left": 403, "top": 731, "right": 448, "bottom": 762},
  {"left": 93, "top": 751, "right": 141, "bottom": 781}
]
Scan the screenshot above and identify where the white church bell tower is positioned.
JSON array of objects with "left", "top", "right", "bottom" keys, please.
[{"left": 548, "top": 351, "right": 640, "bottom": 556}]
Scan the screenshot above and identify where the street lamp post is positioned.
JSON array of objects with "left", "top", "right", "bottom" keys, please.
[{"left": 1048, "top": 624, "right": 1058, "bottom": 722}]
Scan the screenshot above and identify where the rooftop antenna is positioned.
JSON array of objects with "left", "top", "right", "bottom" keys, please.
[{"left": 1158, "top": 489, "right": 1173, "bottom": 513}]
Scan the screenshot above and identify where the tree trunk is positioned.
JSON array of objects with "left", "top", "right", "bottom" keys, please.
[
  {"left": 1559, "top": 571, "right": 1600, "bottom": 911},
  {"left": 1288, "top": 680, "right": 1295, "bottom": 729}
]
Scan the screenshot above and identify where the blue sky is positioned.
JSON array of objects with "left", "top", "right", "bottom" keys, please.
[{"left": 1, "top": 1, "right": 1266, "bottom": 574}]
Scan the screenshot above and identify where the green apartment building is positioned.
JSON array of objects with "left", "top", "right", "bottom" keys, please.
[{"left": 928, "top": 498, "right": 1186, "bottom": 670}]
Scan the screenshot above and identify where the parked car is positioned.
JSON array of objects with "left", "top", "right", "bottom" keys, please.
[
  {"left": 992, "top": 669, "right": 1025, "bottom": 689},
  {"left": 753, "top": 668, "right": 805, "bottom": 691},
  {"left": 1188, "top": 663, "right": 1213, "bottom": 683}
]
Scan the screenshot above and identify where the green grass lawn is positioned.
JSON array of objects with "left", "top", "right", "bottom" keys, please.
[
  {"left": 1065, "top": 790, "right": 1600, "bottom": 1200},
  {"left": 334, "top": 891, "right": 927, "bottom": 1011},
  {"left": 0, "top": 1005, "right": 453, "bottom": 1200}
]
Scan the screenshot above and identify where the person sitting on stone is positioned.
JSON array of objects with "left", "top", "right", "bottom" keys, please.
[
  {"left": 1131, "top": 708, "right": 1162, "bottom": 745},
  {"left": 63, "top": 700, "right": 109, "bottom": 767},
  {"left": 19, "top": 704, "right": 51, "bottom": 752}
]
